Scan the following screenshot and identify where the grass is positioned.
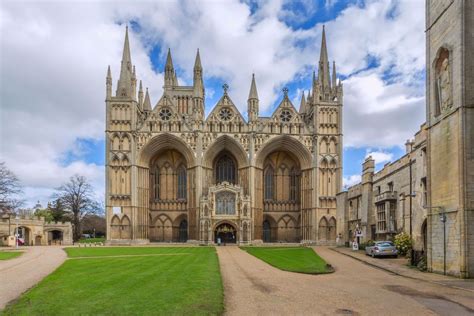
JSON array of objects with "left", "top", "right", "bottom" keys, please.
[
  {"left": 76, "top": 237, "right": 106, "bottom": 244},
  {"left": 0, "top": 251, "right": 23, "bottom": 260},
  {"left": 241, "top": 247, "right": 332, "bottom": 274},
  {"left": 2, "top": 247, "right": 223, "bottom": 315}
]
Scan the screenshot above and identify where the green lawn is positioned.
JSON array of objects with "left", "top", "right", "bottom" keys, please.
[
  {"left": 2, "top": 247, "right": 223, "bottom": 315},
  {"left": 0, "top": 251, "right": 23, "bottom": 260},
  {"left": 241, "top": 247, "right": 332, "bottom": 274},
  {"left": 76, "top": 237, "right": 106, "bottom": 244}
]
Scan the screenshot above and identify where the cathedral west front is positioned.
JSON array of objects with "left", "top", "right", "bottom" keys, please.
[{"left": 105, "top": 26, "right": 342, "bottom": 245}]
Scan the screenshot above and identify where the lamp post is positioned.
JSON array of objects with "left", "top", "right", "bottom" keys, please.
[
  {"left": 15, "top": 214, "right": 19, "bottom": 249},
  {"left": 439, "top": 212, "right": 447, "bottom": 275},
  {"left": 408, "top": 158, "right": 414, "bottom": 266}
]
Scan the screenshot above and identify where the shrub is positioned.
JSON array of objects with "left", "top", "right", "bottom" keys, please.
[{"left": 394, "top": 232, "right": 412, "bottom": 256}]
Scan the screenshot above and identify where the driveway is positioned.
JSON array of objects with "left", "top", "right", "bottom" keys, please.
[
  {"left": 0, "top": 246, "right": 66, "bottom": 310},
  {"left": 216, "top": 246, "right": 474, "bottom": 315}
]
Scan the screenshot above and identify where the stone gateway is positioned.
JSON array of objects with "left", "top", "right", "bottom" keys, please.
[{"left": 105, "top": 26, "right": 342, "bottom": 245}]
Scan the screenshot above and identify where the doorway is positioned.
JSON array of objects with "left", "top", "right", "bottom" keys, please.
[{"left": 214, "top": 223, "right": 237, "bottom": 244}]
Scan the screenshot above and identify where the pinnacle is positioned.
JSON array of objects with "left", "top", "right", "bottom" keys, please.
[{"left": 248, "top": 73, "right": 259, "bottom": 100}]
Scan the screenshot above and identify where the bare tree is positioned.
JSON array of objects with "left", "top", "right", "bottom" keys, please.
[
  {"left": 0, "top": 162, "right": 24, "bottom": 212},
  {"left": 53, "top": 175, "right": 99, "bottom": 241}
]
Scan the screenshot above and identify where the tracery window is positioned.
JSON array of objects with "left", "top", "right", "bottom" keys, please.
[
  {"left": 159, "top": 108, "right": 172, "bottom": 121},
  {"left": 264, "top": 166, "right": 274, "bottom": 200},
  {"left": 289, "top": 168, "right": 299, "bottom": 202},
  {"left": 215, "top": 154, "right": 236, "bottom": 184},
  {"left": 154, "top": 165, "right": 160, "bottom": 200},
  {"left": 280, "top": 110, "right": 292, "bottom": 122},
  {"left": 177, "top": 165, "right": 187, "bottom": 200},
  {"left": 219, "top": 108, "right": 233, "bottom": 121},
  {"left": 216, "top": 191, "right": 236, "bottom": 215}
]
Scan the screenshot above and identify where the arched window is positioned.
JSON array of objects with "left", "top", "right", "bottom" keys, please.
[
  {"left": 289, "top": 168, "right": 299, "bottom": 202},
  {"left": 215, "top": 154, "right": 236, "bottom": 184},
  {"left": 177, "top": 165, "right": 187, "bottom": 200},
  {"left": 216, "top": 191, "right": 236, "bottom": 215},
  {"left": 264, "top": 166, "right": 274, "bottom": 200},
  {"left": 154, "top": 165, "right": 160, "bottom": 200}
]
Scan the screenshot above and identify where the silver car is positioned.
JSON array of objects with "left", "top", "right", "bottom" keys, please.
[{"left": 365, "top": 241, "right": 398, "bottom": 258}]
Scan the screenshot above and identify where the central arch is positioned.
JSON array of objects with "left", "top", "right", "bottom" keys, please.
[
  {"left": 214, "top": 221, "right": 237, "bottom": 244},
  {"left": 255, "top": 135, "right": 312, "bottom": 170},
  {"left": 203, "top": 135, "right": 248, "bottom": 169}
]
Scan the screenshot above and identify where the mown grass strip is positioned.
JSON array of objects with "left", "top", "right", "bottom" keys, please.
[
  {"left": 3, "top": 247, "right": 223, "bottom": 316},
  {"left": 241, "top": 247, "right": 333, "bottom": 274}
]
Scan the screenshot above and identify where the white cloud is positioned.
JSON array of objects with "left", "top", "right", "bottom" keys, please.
[
  {"left": 366, "top": 150, "right": 394, "bottom": 165},
  {"left": 343, "top": 175, "right": 361, "bottom": 188},
  {"left": 0, "top": 0, "right": 427, "bottom": 205}
]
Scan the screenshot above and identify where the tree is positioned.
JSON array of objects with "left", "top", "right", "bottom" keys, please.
[
  {"left": 0, "top": 162, "right": 24, "bottom": 211},
  {"left": 53, "top": 175, "right": 99, "bottom": 241},
  {"left": 48, "top": 198, "right": 68, "bottom": 222}
]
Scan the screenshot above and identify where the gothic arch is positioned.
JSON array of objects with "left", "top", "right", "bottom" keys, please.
[
  {"left": 110, "top": 215, "right": 121, "bottom": 239},
  {"left": 203, "top": 135, "right": 248, "bottom": 169},
  {"left": 255, "top": 135, "right": 312, "bottom": 170},
  {"left": 328, "top": 216, "right": 336, "bottom": 241},
  {"left": 318, "top": 217, "right": 328, "bottom": 241},
  {"left": 138, "top": 133, "right": 195, "bottom": 167}
]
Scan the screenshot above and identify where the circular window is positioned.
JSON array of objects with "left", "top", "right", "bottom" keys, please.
[
  {"left": 219, "top": 108, "right": 233, "bottom": 121},
  {"left": 280, "top": 110, "right": 292, "bottom": 122},
  {"left": 159, "top": 108, "right": 172, "bottom": 121}
]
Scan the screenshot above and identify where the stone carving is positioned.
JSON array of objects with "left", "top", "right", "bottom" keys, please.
[{"left": 437, "top": 57, "right": 452, "bottom": 113}]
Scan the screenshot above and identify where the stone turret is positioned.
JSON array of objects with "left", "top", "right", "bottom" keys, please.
[
  {"left": 116, "top": 26, "right": 134, "bottom": 98},
  {"left": 247, "top": 73, "right": 259, "bottom": 123}
]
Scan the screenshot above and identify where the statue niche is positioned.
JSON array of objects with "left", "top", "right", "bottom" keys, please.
[{"left": 434, "top": 48, "right": 452, "bottom": 115}]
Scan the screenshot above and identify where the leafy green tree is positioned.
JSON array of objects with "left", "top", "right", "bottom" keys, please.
[
  {"left": 48, "top": 198, "right": 68, "bottom": 222},
  {"left": 34, "top": 208, "right": 54, "bottom": 222},
  {"left": 394, "top": 232, "right": 412, "bottom": 256}
]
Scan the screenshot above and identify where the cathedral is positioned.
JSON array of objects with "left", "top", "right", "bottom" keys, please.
[{"left": 105, "top": 26, "right": 342, "bottom": 244}]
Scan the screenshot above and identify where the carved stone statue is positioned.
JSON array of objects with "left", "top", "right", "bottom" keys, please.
[{"left": 437, "top": 57, "right": 452, "bottom": 113}]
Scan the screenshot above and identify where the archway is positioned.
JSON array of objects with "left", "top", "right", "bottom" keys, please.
[
  {"left": 15, "top": 226, "right": 31, "bottom": 246},
  {"left": 263, "top": 220, "right": 271, "bottom": 242},
  {"left": 178, "top": 220, "right": 188, "bottom": 242},
  {"left": 214, "top": 222, "right": 237, "bottom": 244},
  {"left": 421, "top": 218, "right": 427, "bottom": 252},
  {"left": 48, "top": 230, "right": 64, "bottom": 245},
  {"left": 318, "top": 217, "right": 328, "bottom": 241},
  {"left": 328, "top": 217, "right": 337, "bottom": 241}
]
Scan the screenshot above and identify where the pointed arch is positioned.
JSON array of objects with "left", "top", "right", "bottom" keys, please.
[
  {"left": 138, "top": 132, "right": 195, "bottom": 167},
  {"left": 122, "top": 134, "right": 131, "bottom": 151},
  {"left": 121, "top": 215, "right": 131, "bottom": 239},
  {"left": 318, "top": 217, "right": 328, "bottom": 241},
  {"left": 111, "top": 133, "right": 120, "bottom": 151},
  {"left": 110, "top": 215, "right": 121, "bottom": 239},
  {"left": 328, "top": 216, "right": 336, "bottom": 241},
  {"left": 203, "top": 135, "right": 248, "bottom": 169},
  {"left": 255, "top": 135, "right": 312, "bottom": 169},
  {"left": 264, "top": 165, "right": 275, "bottom": 200}
]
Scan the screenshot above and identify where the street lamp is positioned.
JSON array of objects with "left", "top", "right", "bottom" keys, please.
[
  {"left": 439, "top": 212, "right": 447, "bottom": 275},
  {"left": 15, "top": 214, "right": 19, "bottom": 249}
]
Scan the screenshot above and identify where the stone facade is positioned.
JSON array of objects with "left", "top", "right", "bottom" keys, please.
[
  {"left": 425, "top": 0, "right": 474, "bottom": 278},
  {"left": 0, "top": 212, "right": 73, "bottom": 246},
  {"left": 105, "top": 26, "right": 343, "bottom": 245},
  {"left": 338, "top": 0, "right": 474, "bottom": 278},
  {"left": 337, "top": 126, "right": 428, "bottom": 252}
]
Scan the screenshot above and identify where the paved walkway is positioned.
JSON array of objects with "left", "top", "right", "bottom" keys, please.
[
  {"left": 0, "top": 247, "right": 66, "bottom": 310},
  {"left": 332, "top": 247, "right": 474, "bottom": 292},
  {"left": 216, "top": 246, "right": 474, "bottom": 315}
]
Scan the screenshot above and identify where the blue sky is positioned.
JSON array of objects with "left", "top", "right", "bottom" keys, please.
[{"left": 1, "top": 0, "right": 426, "bottom": 206}]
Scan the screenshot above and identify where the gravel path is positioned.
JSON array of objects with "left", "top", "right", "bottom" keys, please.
[
  {"left": 217, "top": 246, "right": 474, "bottom": 316},
  {"left": 0, "top": 247, "right": 66, "bottom": 310}
]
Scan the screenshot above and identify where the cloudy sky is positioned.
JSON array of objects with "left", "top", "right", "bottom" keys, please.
[{"left": 0, "top": 0, "right": 426, "bottom": 207}]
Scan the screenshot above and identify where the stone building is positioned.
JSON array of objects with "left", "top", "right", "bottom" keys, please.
[
  {"left": 338, "top": 0, "right": 474, "bottom": 278},
  {"left": 105, "top": 26, "right": 343, "bottom": 245},
  {"left": 0, "top": 212, "right": 73, "bottom": 246},
  {"left": 337, "top": 125, "right": 428, "bottom": 252},
  {"left": 425, "top": 0, "right": 474, "bottom": 278}
]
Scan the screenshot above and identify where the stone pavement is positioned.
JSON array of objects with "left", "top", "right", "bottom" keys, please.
[
  {"left": 0, "top": 246, "right": 66, "bottom": 310},
  {"left": 331, "top": 247, "right": 474, "bottom": 292},
  {"left": 217, "top": 246, "right": 474, "bottom": 315}
]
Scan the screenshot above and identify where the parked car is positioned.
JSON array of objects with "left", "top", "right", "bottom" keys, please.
[{"left": 365, "top": 241, "right": 398, "bottom": 258}]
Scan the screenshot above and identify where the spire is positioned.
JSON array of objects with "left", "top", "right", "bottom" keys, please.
[
  {"left": 299, "top": 91, "right": 307, "bottom": 114},
  {"left": 194, "top": 49, "right": 202, "bottom": 71},
  {"left": 116, "top": 25, "right": 133, "bottom": 97},
  {"left": 248, "top": 73, "right": 259, "bottom": 100},
  {"left": 332, "top": 61, "right": 337, "bottom": 88},
  {"left": 193, "top": 49, "right": 204, "bottom": 98},
  {"left": 138, "top": 80, "right": 144, "bottom": 108},
  {"left": 318, "top": 25, "right": 331, "bottom": 89},
  {"left": 143, "top": 88, "right": 152, "bottom": 111},
  {"left": 106, "top": 65, "right": 112, "bottom": 98},
  {"left": 164, "top": 48, "right": 175, "bottom": 88}
]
